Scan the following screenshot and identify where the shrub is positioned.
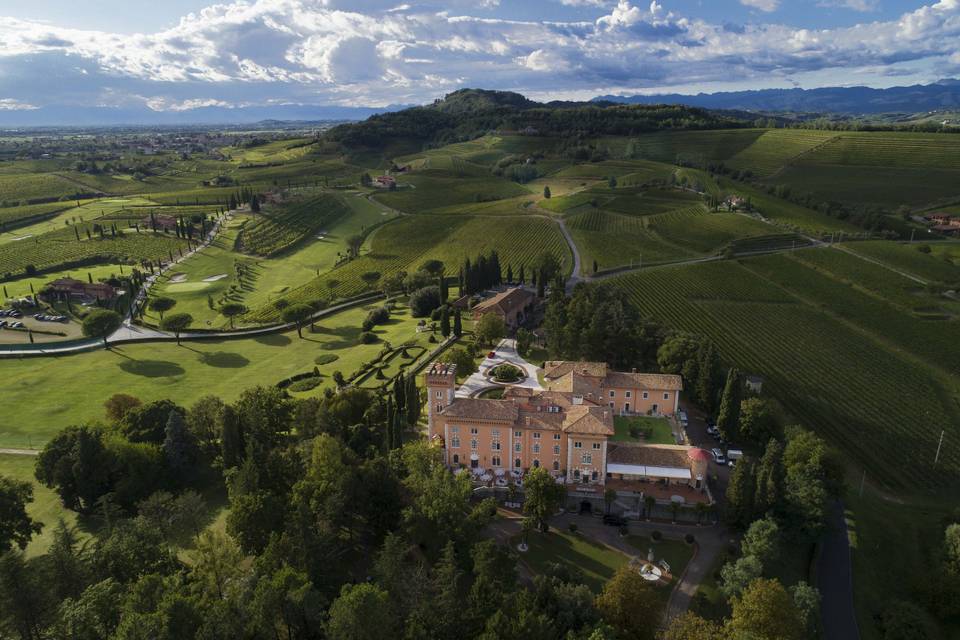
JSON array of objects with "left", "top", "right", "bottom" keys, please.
[
  {"left": 651, "top": 530, "right": 662, "bottom": 542},
  {"left": 365, "top": 306, "right": 390, "bottom": 327},
  {"left": 288, "top": 377, "right": 322, "bottom": 392},
  {"left": 360, "top": 331, "right": 378, "bottom": 344},
  {"left": 409, "top": 286, "right": 441, "bottom": 317},
  {"left": 315, "top": 354, "right": 339, "bottom": 365},
  {"left": 491, "top": 363, "right": 523, "bottom": 382}
]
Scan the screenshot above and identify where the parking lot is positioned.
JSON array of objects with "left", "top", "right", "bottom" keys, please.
[{"left": 679, "top": 400, "right": 732, "bottom": 503}]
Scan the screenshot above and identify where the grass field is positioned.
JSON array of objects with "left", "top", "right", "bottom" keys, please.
[
  {"left": 516, "top": 529, "right": 631, "bottom": 592},
  {"left": 612, "top": 254, "right": 960, "bottom": 493},
  {"left": 0, "top": 173, "right": 83, "bottom": 203},
  {"left": 0, "top": 300, "right": 433, "bottom": 448},
  {"left": 0, "top": 454, "right": 82, "bottom": 557},
  {"left": 249, "top": 213, "right": 572, "bottom": 322},
  {"left": 612, "top": 416, "right": 675, "bottom": 444}
]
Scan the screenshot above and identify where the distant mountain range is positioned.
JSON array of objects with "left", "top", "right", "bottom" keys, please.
[
  {"left": 0, "top": 103, "right": 412, "bottom": 128},
  {"left": 593, "top": 79, "right": 960, "bottom": 116}
]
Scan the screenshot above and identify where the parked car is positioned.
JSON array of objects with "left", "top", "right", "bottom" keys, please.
[
  {"left": 0, "top": 320, "right": 6, "bottom": 328},
  {"left": 710, "top": 448, "right": 727, "bottom": 465},
  {"left": 10, "top": 321, "right": 24, "bottom": 328},
  {"left": 727, "top": 449, "right": 744, "bottom": 465},
  {"left": 487, "top": 351, "right": 496, "bottom": 359},
  {"left": 602, "top": 514, "right": 628, "bottom": 527}
]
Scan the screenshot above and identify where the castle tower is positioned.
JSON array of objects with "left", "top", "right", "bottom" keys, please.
[{"left": 424, "top": 362, "right": 457, "bottom": 440}]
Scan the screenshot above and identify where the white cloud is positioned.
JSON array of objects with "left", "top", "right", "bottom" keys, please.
[
  {"left": 0, "top": 0, "right": 958, "bottom": 109},
  {"left": 817, "top": 0, "right": 879, "bottom": 11},
  {"left": 739, "top": 0, "right": 780, "bottom": 11},
  {"left": 0, "top": 98, "right": 38, "bottom": 111}
]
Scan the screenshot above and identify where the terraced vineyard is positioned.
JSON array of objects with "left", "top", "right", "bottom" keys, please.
[
  {"left": 725, "top": 129, "right": 837, "bottom": 176},
  {"left": 239, "top": 193, "right": 351, "bottom": 256},
  {"left": 614, "top": 258, "right": 960, "bottom": 492},
  {"left": 796, "top": 132, "right": 960, "bottom": 170},
  {"left": 372, "top": 174, "right": 531, "bottom": 213},
  {"left": 651, "top": 208, "right": 773, "bottom": 253},
  {"left": 567, "top": 209, "right": 696, "bottom": 270},
  {"left": 0, "top": 173, "right": 85, "bottom": 203},
  {"left": 247, "top": 214, "right": 571, "bottom": 321},
  {"left": 842, "top": 241, "right": 960, "bottom": 285},
  {"left": 0, "top": 227, "right": 189, "bottom": 278},
  {"left": 0, "top": 201, "right": 71, "bottom": 228}
]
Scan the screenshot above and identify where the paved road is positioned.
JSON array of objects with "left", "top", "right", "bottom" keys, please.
[
  {"left": 0, "top": 292, "right": 385, "bottom": 358},
  {"left": 0, "top": 448, "right": 39, "bottom": 456},
  {"left": 457, "top": 338, "right": 544, "bottom": 398},
  {"left": 554, "top": 217, "right": 583, "bottom": 292},
  {"left": 818, "top": 500, "right": 861, "bottom": 640}
]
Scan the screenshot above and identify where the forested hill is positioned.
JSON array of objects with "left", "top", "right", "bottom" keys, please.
[{"left": 326, "top": 88, "right": 747, "bottom": 152}]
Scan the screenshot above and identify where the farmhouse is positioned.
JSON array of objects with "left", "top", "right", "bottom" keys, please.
[
  {"left": 373, "top": 175, "right": 396, "bottom": 188},
  {"left": 42, "top": 278, "right": 119, "bottom": 302},
  {"left": 425, "top": 361, "right": 708, "bottom": 503},
  {"left": 471, "top": 286, "right": 536, "bottom": 331}
]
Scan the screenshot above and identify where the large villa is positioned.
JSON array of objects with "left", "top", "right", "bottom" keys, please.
[{"left": 424, "top": 360, "right": 714, "bottom": 506}]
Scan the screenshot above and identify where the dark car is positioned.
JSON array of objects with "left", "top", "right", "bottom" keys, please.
[{"left": 602, "top": 514, "right": 627, "bottom": 527}]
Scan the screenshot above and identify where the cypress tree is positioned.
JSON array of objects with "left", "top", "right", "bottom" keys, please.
[
  {"left": 393, "top": 375, "right": 406, "bottom": 417},
  {"left": 453, "top": 308, "right": 462, "bottom": 338},
  {"left": 406, "top": 374, "right": 420, "bottom": 428},
  {"left": 440, "top": 306, "right": 451, "bottom": 337},
  {"left": 163, "top": 410, "right": 194, "bottom": 480},
  {"left": 506, "top": 264, "right": 513, "bottom": 283},
  {"left": 385, "top": 397, "right": 394, "bottom": 451},
  {"left": 754, "top": 438, "right": 784, "bottom": 516},
  {"left": 518, "top": 264, "right": 525, "bottom": 284},
  {"left": 537, "top": 269, "right": 545, "bottom": 298},
  {"left": 726, "top": 458, "right": 756, "bottom": 529},
  {"left": 695, "top": 342, "right": 721, "bottom": 412},
  {"left": 717, "top": 367, "right": 741, "bottom": 441}
]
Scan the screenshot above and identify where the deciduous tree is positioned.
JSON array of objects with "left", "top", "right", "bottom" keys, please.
[{"left": 0, "top": 475, "right": 42, "bottom": 553}]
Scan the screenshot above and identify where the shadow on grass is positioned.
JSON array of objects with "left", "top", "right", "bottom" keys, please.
[
  {"left": 118, "top": 359, "right": 186, "bottom": 377},
  {"left": 198, "top": 351, "right": 250, "bottom": 368},
  {"left": 254, "top": 333, "right": 292, "bottom": 346}
]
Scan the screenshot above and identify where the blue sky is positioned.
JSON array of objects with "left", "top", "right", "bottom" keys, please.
[{"left": 0, "top": 0, "right": 957, "bottom": 112}]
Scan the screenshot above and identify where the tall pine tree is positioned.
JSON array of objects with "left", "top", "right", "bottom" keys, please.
[
  {"left": 440, "top": 306, "right": 451, "bottom": 337},
  {"left": 716, "top": 367, "right": 742, "bottom": 442}
]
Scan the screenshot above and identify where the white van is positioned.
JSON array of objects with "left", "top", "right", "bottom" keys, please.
[{"left": 727, "top": 449, "right": 744, "bottom": 466}]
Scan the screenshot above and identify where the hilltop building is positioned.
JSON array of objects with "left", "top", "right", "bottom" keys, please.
[
  {"left": 42, "top": 278, "right": 119, "bottom": 302},
  {"left": 471, "top": 286, "right": 536, "bottom": 331}
]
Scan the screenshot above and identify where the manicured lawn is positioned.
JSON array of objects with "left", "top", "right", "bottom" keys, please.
[
  {"left": 516, "top": 529, "right": 631, "bottom": 592},
  {"left": 0, "top": 300, "right": 432, "bottom": 449},
  {"left": 613, "top": 416, "right": 675, "bottom": 445},
  {"left": 0, "top": 453, "right": 83, "bottom": 557},
  {"left": 147, "top": 193, "right": 390, "bottom": 327}
]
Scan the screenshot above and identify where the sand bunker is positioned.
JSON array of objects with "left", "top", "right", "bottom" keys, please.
[
  {"left": 203, "top": 273, "right": 228, "bottom": 283},
  {"left": 169, "top": 273, "right": 188, "bottom": 283}
]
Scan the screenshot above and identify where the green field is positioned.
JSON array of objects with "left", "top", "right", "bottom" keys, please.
[
  {"left": 603, "top": 129, "right": 765, "bottom": 165},
  {"left": 769, "top": 164, "right": 960, "bottom": 208},
  {"left": 0, "top": 300, "right": 435, "bottom": 448},
  {"left": 0, "top": 454, "right": 82, "bottom": 557},
  {"left": 726, "top": 129, "right": 837, "bottom": 177},
  {"left": 612, "top": 416, "right": 675, "bottom": 444},
  {"left": 612, "top": 254, "right": 960, "bottom": 492},
  {"left": 249, "top": 213, "right": 572, "bottom": 322},
  {"left": 371, "top": 174, "right": 531, "bottom": 213},
  {"left": 841, "top": 241, "right": 960, "bottom": 285}
]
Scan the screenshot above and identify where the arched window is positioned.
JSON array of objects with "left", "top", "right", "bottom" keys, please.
[
  {"left": 515, "top": 458, "right": 522, "bottom": 468},
  {"left": 533, "top": 459, "right": 540, "bottom": 468},
  {"left": 552, "top": 461, "right": 560, "bottom": 471}
]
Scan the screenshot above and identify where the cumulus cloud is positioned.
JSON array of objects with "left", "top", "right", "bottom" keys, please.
[
  {"left": 817, "top": 0, "right": 879, "bottom": 10},
  {"left": 739, "top": 0, "right": 780, "bottom": 11},
  {"left": 0, "top": 0, "right": 958, "bottom": 109},
  {"left": 0, "top": 98, "right": 38, "bottom": 111}
]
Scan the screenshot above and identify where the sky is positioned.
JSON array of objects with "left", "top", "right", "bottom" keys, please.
[{"left": 0, "top": 0, "right": 957, "bottom": 112}]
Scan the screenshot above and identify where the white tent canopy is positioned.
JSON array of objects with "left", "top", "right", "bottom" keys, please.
[{"left": 607, "top": 463, "right": 691, "bottom": 480}]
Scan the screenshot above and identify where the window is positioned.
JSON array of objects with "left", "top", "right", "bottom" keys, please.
[
  {"left": 553, "top": 433, "right": 561, "bottom": 440},
  {"left": 592, "top": 471, "right": 598, "bottom": 481},
  {"left": 625, "top": 391, "right": 632, "bottom": 398},
  {"left": 436, "top": 391, "right": 441, "bottom": 398},
  {"left": 553, "top": 445, "right": 561, "bottom": 455},
  {"left": 492, "top": 429, "right": 500, "bottom": 437},
  {"left": 436, "top": 404, "right": 442, "bottom": 412},
  {"left": 553, "top": 461, "right": 560, "bottom": 471},
  {"left": 533, "top": 459, "right": 540, "bottom": 468},
  {"left": 574, "top": 441, "right": 582, "bottom": 449},
  {"left": 492, "top": 441, "right": 501, "bottom": 450},
  {"left": 582, "top": 453, "right": 592, "bottom": 464},
  {"left": 592, "top": 442, "right": 601, "bottom": 450},
  {"left": 452, "top": 454, "right": 459, "bottom": 464},
  {"left": 533, "top": 444, "right": 541, "bottom": 454},
  {"left": 470, "top": 427, "right": 478, "bottom": 435},
  {"left": 573, "top": 470, "right": 580, "bottom": 479},
  {"left": 609, "top": 390, "right": 615, "bottom": 398},
  {"left": 514, "top": 442, "right": 522, "bottom": 452},
  {"left": 514, "top": 431, "right": 522, "bottom": 438},
  {"left": 451, "top": 437, "right": 460, "bottom": 448},
  {"left": 514, "top": 458, "right": 521, "bottom": 468},
  {"left": 642, "top": 392, "right": 649, "bottom": 399},
  {"left": 609, "top": 402, "right": 614, "bottom": 409},
  {"left": 533, "top": 432, "right": 541, "bottom": 439},
  {"left": 470, "top": 439, "right": 478, "bottom": 450},
  {"left": 492, "top": 456, "right": 501, "bottom": 467},
  {"left": 663, "top": 392, "right": 669, "bottom": 400}
]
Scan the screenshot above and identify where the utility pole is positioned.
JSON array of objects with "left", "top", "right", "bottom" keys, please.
[{"left": 934, "top": 430, "right": 945, "bottom": 466}]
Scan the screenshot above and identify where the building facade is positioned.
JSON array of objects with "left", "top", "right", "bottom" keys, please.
[{"left": 424, "top": 360, "right": 710, "bottom": 503}]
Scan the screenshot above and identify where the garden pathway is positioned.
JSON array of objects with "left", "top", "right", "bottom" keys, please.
[
  {"left": 818, "top": 500, "right": 861, "bottom": 640},
  {"left": 456, "top": 338, "right": 544, "bottom": 398}
]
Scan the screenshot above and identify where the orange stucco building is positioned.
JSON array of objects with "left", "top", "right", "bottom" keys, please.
[{"left": 424, "top": 361, "right": 709, "bottom": 501}]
